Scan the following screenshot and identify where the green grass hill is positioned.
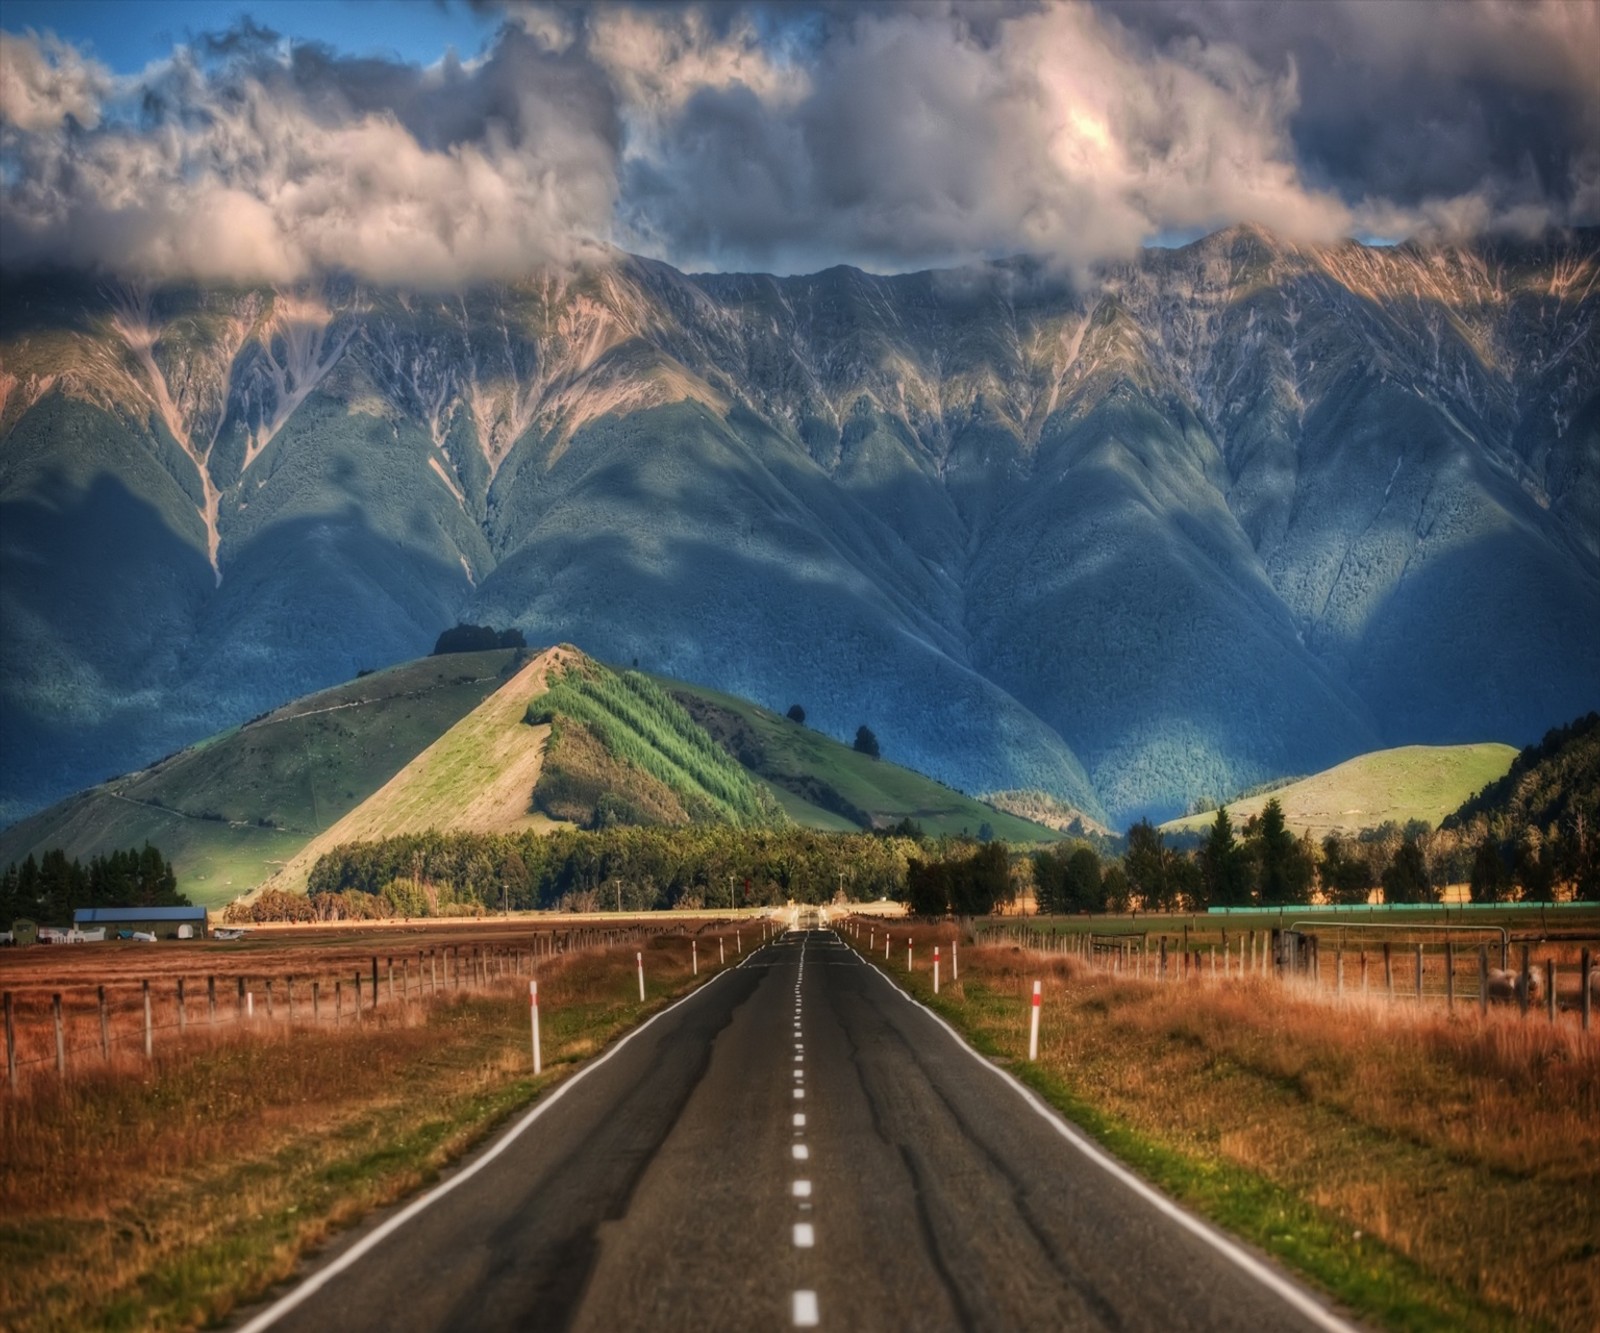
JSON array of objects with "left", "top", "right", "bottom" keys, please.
[
  {"left": 664, "top": 678, "right": 1060, "bottom": 843},
  {"left": 1159, "top": 743, "right": 1519, "bottom": 840},
  {"left": 0, "top": 651, "right": 524, "bottom": 908},
  {"left": 2, "top": 647, "right": 1059, "bottom": 909}
]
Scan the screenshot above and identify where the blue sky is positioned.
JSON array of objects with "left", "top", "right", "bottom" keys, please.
[{"left": 3, "top": 0, "right": 498, "bottom": 73}]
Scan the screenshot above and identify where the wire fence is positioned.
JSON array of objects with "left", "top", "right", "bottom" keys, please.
[
  {"left": 977, "top": 922, "right": 1597, "bottom": 1033},
  {"left": 2, "top": 922, "right": 698, "bottom": 1093}
]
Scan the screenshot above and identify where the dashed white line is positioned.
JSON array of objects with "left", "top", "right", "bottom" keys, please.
[
  {"left": 792, "top": 1143, "right": 809, "bottom": 1160},
  {"left": 793, "top": 1290, "right": 819, "bottom": 1326},
  {"left": 793, "top": 1222, "right": 815, "bottom": 1248},
  {"left": 793, "top": 1113, "right": 806, "bottom": 1127},
  {"left": 792, "top": 1179, "right": 811, "bottom": 1198},
  {"left": 794, "top": 1088, "right": 805, "bottom": 1099}
]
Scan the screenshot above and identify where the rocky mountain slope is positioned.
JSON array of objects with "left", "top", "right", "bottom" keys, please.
[{"left": 2, "top": 226, "right": 1596, "bottom": 826}]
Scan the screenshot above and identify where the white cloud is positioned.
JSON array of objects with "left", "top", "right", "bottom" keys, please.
[{"left": 0, "top": 29, "right": 111, "bottom": 132}]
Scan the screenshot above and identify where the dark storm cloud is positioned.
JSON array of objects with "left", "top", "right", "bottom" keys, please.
[{"left": 1099, "top": 0, "right": 1600, "bottom": 236}]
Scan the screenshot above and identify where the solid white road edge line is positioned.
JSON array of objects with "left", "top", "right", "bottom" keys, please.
[
  {"left": 234, "top": 965, "right": 737, "bottom": 1333},
  {"left": 855, "top": 937, "right": 1360, "bottom": 1333}
]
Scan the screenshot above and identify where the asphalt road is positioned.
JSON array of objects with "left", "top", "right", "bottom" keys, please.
[{"left": 238, "top": 929, "right": 1357, "bottom": 1333}]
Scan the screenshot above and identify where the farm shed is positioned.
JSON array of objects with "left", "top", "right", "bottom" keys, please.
[
  {"left": 73, "top": 906, "right": 209, "bottom": 940},
  {"left": 8, "top": 918, "right": 38, "bottom": 946}
]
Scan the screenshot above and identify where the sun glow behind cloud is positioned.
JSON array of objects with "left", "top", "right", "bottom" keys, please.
[{"left": 0, "top": 0, "right": 1596, "bottom": 286}]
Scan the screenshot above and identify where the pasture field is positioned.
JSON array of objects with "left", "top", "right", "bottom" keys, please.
[
  {"left": 0, "top": 916, "right": 756, "bottom": 1331},
  {"left": 1159, "top": 742, "right": 1519, "bottom": 839},
  {"left": 845, "top": 916, "right": 1599, "bottom": 1332}
]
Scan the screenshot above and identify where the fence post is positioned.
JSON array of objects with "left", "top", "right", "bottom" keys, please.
[
  {"left": 1028, "top": 980, "right": 1041, "bottom": 1061},
  {"left": 1583, "top": 948, "right": 1592, "bottom": 1034},
  {"left": 1478, "top": 946, "right": 1489, "bottom": 1016},
  {"left": 313, "top": 980, "right": 321, "bottom": 1024},
  {"left": 530, "top": 980, "right": 542, "bottom": 1075},
  {"left": 1546, "top": 959, "right": 1556, "bottom": 1025},
  {"left": 430, "top": 951, "right": 437, "bottom": 995},
  {"left": 287, "top": 976, "right": 295, "bottom": 1022},
  {"left": 53, "top": 993, "right": 65, "bottom": 1079},
  {"left": 1360, "top": 950, "right": 1369, "bottom": 997},
  {"left": 208, "top": 975, "right": 217, "bottom": 1027},
  {"left": 387, "top": 959, "right": 394, "bottom": 1005},
  {"left": 265, "top": 979, "right": 274, "bottom": 1020},
  {"left": 336, "top": 981, "right": 343, "bottom": 1028},
  {"left": 1519, "top": 945, "right": 1531, "bottom": 1017},
  {"left": 354, "top": 970, "right": 363, "bottom": 1013},
  {"left": 1415, "top": 945, "right": 1424, "bottom": 1004},
  {"left": 143, "top": 980, "right": 152, "bottom": 1060},
  {"left": 1159, "top": 937, "right": 1167, "bottom": 979},
  {"left": 1445, "top": 941, "right": 1454, "bottom": 1011},
  {"left": 372, "top": 957, "right": 379, "bottom": 1000},
  {"left": 237, "top": 975, "right": 246, "bottom": 1022},
  {"left": 178, "top": 978, "right": 187, "bottom": 1035},
  {"left": 4, "top": 992, "right": 15, "bottom": 1088},
  {"left": 1383, "top": 943, "right": 1393, "bottom": 999},
  {"left": 99, "top": 985, "right": 110, "bottom": 1060}
]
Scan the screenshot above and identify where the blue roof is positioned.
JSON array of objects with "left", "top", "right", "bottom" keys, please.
[{"left": 74, "top": 906, "right": 208, "bottom": 922}]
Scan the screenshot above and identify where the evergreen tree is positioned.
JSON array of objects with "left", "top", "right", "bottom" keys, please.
[
  {"left": 853, "top": 725, "right": 880, "bottom": 759},
  {"left": 1319, "top": 834, "right": 1372, "bottom": 905},
  {"left": 1254, "top": 799, "right": 1311, "bottom": 905},
  {"left": 1124, "top": 820, "right": 1170, "bottom": 910},
  {"left": 1064, "top": 846, "right": 1103, "bottom": 913},
  {"left": 1468, "top": 836, "right": 1511, "bottom": 904},
  {"left": 1200, "top": 807, "right": 1248, "bottom": 907},
  {"left": 1382, "top": 839, "right": 1437, "bottom": 904},
  {"left": 786, "top": 704, "right": 806, "bottom": 724}
]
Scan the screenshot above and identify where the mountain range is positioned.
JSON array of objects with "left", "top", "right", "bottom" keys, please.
[{"left": 2, "top": 225, "right": 1597, "bottom": 829}]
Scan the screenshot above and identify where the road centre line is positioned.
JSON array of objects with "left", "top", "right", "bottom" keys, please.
[
  {"left": 234, "top": 963, "right": 738, "bottom": 1333},
  {"left": 793, "top": 1222, "right": 815, "bottom": 1248},
  {"left": 793, "top": 1289, "right": 820, "bottom": 1327},
  {"left": 858, "top": 945, "right": 1361, "bottom": 1333}
]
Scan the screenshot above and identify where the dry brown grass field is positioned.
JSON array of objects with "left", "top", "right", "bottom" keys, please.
[
  {"left": 0, "top": 917, "right": 762, "bottom": 1331},
  {"left": 846, "top": 918, "right": 1600, "bottom": 1333}
]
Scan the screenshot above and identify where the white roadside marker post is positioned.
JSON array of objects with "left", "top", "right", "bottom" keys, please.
[
  {"left": 637, "top": 951, "right": 645, "bottom": 1002},
  {"left": 884, "top": 933, "right": 890, "bottom": 960},
  {"left": 907, "top": 942, "right": 913, "bottom": 971},
  {"left": 737, "top": 931, "right": 742, "bottom": 956},
  {"left": 934, "top": 947, "right": 941, "bottom": 994},
  {"left": 720, "top": 937, "right": 726, "bottom": 966},
  {"left": 1028, "top": 980, "right": 1041, "bottom": 1062},
  {"left": 693, "top": 941, "right": 698, "bottom": 976},
  {"left": 952, "top": 938, "right": 959, "bottom": 981},
  {"left": 529, "top": 980, "right": 542, "bottom": 1075}
]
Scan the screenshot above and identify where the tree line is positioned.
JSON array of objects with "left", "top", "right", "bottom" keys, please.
[
  {"left": 1, "top": 845, "right": 190, "bottom": 925},
  {"left": 229, "top": 826, "right": 929, "bottom": 921}
]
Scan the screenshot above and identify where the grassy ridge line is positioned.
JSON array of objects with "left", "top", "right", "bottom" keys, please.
[
  {"left": 254, "top": 650, "right": 570, "bottom": 898},
  {"left": 661, "top": 677, "right": 1061, "bottom": 842},
  {"left": 530, "top": 663, "right": 783, "bottom": 826},
  {"left": 838, "top": 924, "right": 1563, "bottom": 1333},
  {"left": 1160, "top": 743, "right": 1519, "bottom": 839},
  {"left": 0, "top": 933, "right": 737, "bottom": 1332}
]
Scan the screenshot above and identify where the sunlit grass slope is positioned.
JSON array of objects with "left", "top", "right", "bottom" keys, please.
[
  {"left": 663, "top": 678, "right": 1060, "bottom": 843},
  {"left": 260, "top": 648, "right": 578, "bottom": 896},
  {"left": 1160, "top": 743, "right": 1519, "bottom": 839},
  {"left": 530, "top": 660, "right": 785, "bottom": 829},
  {"left": 0, "top": 652, "right": 521, "bottom": 907}
]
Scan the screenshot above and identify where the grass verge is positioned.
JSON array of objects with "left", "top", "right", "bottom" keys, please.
[
  {"left": 0, "top": 932, "right": 728, "bottom": 1331},
  {"left": 843, "top": 921, "right": 1599, "bottom": 1332}
]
